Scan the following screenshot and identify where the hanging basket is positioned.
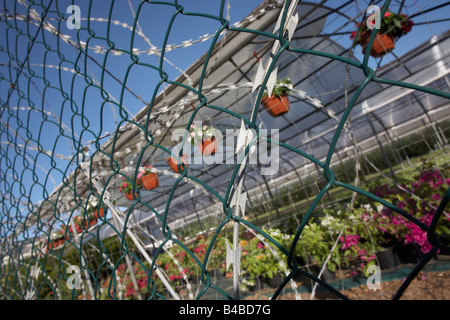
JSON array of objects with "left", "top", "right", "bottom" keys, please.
[
  {"left": 359, "top": 32, "right": 396, "bottom": 58},
  {"left": 89, "top": 217, "right": 98, "bottom": 227},
  {"left": 140, "top": 172, "right": 159, "bottom": 191},
  {"left": 46, "top": 239, "right": 64, "bottom": 253},
  {"left": 261, "top": 94, "right": 290, "bottom": 117},
  {"left": 167, "top": 156, "right": 186, "bottom": 173},
  {"left": 198, "top": 137, "right": 217, "bottom": 156},
  {"left": 125, "top": 190, "right": 139, "bottom": 200},
  {"left": 94, "top": 207, "right": 107, "bottom": 219}
]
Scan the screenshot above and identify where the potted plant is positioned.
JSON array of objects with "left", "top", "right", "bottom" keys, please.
[
  {"left": 47, "top": 229, "right": 65, "bottom": 252},
  {"left": 261, "top": 77, "right": 292, "bottom": 117},
  {"left": 350, "top": 7, "right": 414, "bottom": 57},
  {"left": 188, "top": 125, "right": 218, "bottom": 156},
  {"left": 81, "top": 204, "right": 99, "bottom": 227},
  {"left": 167, "top": 154, "right": 187, "bottom": 173},
  {"left": 118, "top": 176, "right": 142, "bottom": 200},
  {"left": 240, "top": 236, "right": 286, "bottom": 288},
  {"left": 72, "top": 214, "right": 93, "bottom": 233},
  {"left": 87, "top": 199, "right": 107, "bottom": 219},
  {"left": 139, "top": 165, "right": 159, "bottom": 191}
]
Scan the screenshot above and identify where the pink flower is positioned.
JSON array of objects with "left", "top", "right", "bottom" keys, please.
[
  {"left": 340, "top": 234, "right": 361, "bottom": 250},
  {"left": 122, "top": 182, "right": 128, "bottom": 188},
  {"left": 384, "top": 12, "right": 391, "bottom": 18},
  {"left": 431, "top": 193, "right": 441, "bottom": 201}
]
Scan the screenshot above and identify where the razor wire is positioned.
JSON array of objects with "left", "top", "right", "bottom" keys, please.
[{"left": 0, "top": 0, "right": 450, "bottom": 301}]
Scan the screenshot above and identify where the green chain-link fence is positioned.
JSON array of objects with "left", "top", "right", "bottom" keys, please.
[{"left": 1, "top": 0, "right": 449, "bottom": 300}]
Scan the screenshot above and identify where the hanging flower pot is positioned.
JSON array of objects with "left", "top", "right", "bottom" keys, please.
[
  {"left": 125, "top": 190, "right": 139, "bottom": 201},
  {"left": 141, "top": 172, "right": 159, "bottom": 190},
  {"left": 261, "top": 94, "right": 290, "bottom": 117},
  {"left": 74, "top": 215, "right": 90, "bottom": 232},
  {"left": 167, "top": 155, "right": 186, "bottom": 173},
  {"left": 119, "top": 175, "right": 142, "bottom": 200},
  {"left": 94, "top": 206, "right": 107, "bottom": 219},
  {"left": 261, "top": 77, "right": 292, "bottom": 117},
  {"left": 87, "top": 200, "right": 107, "bottom": 219},
  {"left": 198, "top": 137, "right": 217, "bottom": 156},
  {"left": 188, "top": 124, "right": 219, "bottom": 156},
  {"left": 350, "top": 9, "right": 414, "bottom": 58},
  {"left": 46, "top": 241, "right": 54, "bottom": 253},
  {"left": 359, "top": 31, "right": 395, "bottom": 58},
  {"left": 55, "top": 238, "right": 65, "bottom": 248},
  {"left": 139, "top": 165, "right": 159, "bottom": 191},
  {"left": 48, "top": 230, "right": 65, "bottom": 251}
]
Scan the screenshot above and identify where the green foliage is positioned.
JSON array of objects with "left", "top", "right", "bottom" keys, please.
[
  {"left": 351, "top": 8, "right": 414, "bottom": 44},
  {"left": 262, "top": 77, "right": 293, "bottom": 98}
]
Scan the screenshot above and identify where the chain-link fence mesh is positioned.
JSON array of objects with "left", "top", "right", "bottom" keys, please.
[{"left": 1, "top": 0, "right": 449, "bottom": 300}]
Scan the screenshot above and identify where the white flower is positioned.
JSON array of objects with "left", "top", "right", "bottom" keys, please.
[
  {"left": 270, "top": 229, "right": 281, "bottom": 237},
  {"left": 90, "top": 199, "right": 99, "bottom": 208},
  {"left": 50, "top": 232, "right": 60, "bottom": 240},
  {"left": 282, "top": 234, "right": 291, "bottom": 240}
]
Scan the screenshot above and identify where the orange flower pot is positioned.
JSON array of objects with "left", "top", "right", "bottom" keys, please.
[
  {"left": 90, "top": 218, "right": 98, "bottom": 227},
  {"left": 125, "top": 190, "right": 139, "bottom": 200},
  {"left": 94, "top": 207, "right": 106, "bottom": 219},
  {"left": 359, "top": 32, "right": 395, "bottom": 58},
  {"left": 46, "top": 242, "right": 53, "bottom": 253},
  {"left": 261, "top": 94, "right": 289, "bottom": 117},
  {"left": 198, "top": 138, "right": 217, "bottom": 156},
  {"left": 167, "top": 157, "right": 186, "bottom": 173},
  {"left": 140, "top": 172, "right": 159, "bottom": 191},
  {"left": 46, "top": 239, "right": 64, "bottom": 253}
]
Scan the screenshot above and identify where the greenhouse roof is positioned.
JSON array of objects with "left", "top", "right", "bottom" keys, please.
[{"left": 29, "top": 1, "right": 450, "bottom": 236}]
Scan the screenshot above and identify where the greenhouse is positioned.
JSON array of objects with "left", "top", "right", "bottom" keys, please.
[{"left": 1, "top": 0, "right": 449, "bottom": 301}]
